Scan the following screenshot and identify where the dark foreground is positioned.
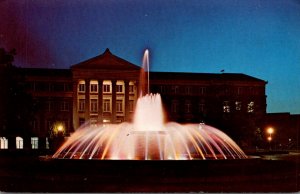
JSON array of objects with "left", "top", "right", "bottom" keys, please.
[{"left": 0, "top": 151, "right": 299, "bottom": 192}]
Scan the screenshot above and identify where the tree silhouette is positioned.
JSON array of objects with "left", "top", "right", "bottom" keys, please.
[{"left": 0, "top": 48, "right": 33, "bottom": 140}]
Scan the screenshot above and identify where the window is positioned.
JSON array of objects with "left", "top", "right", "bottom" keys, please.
[
  {"left": 90, "top": 80, "right": 98, "bottom": 93},
  {"left": 235, "top": 101, "right": 242, "bottom": 111},
  {"left": 171, "top": 86, "right": 179, "bottom": 94},
  {"left": 90, "top": 99, "right": 98, "bottom": 112},
  {"left": 160, "top": 86, "right": 166, "bottom": 94},
  {"left": 103, "top": 84, "right": 111, "bottom": 93},
  {"left": 199, "top": 103, "right": 205, "bottom": 113},
  {"left": 103, "top": 80, "right": 112, "bottom": 93},
  {"left": 199, "top": 87, "right": 206, "bottom": 95},
  {"left": 247, "top": 101, "right": 255, "bottom": 113},
  {"left": 103, "top": 99, "right": 111, "bottom": 112},
  {"left": 64, "top": 83, "right": 72, "bottom": 91},
  {"left": 0, "top": 137, "right": 8, "bottom": 149},
  {"left": 51, "top": 83, "right": 64, "bottom": 91},
  {"left": 237, "top": 87, "right": 243, "bottom": 95},
  {"left": 129, "top": 100, "right": 135, "bottom": 112},
  {"left": 185, "top": 87, "right": 192, "bottom": 95},
  {"left": 116, "top": 85, "right": 123, "bottom": 93},
  {"left": 171, "top": 100, "right": 179, "bottom": 113},
  {"left": 35, "top": 82, "right": 49, "bottom": 91},
  {"left": 32, "top": 119, "right": 38, "bottom": 130},
  {"left": 78, "top": 80, "right": 85, "bottom": 92},
  {"left": 78, "top": 99, "right": 85, "bottom": 112},
  {"left": 79, "top": 118, "right": 85, "bottom": 126},
  {"left": 116, "top": 100, "right": 123, "bottom": 112},
  {"left": 16, "top": 137, "right": 23, "bottom": 149},
  {"left": 90, "top": 84, "right": 98, "bottom": 93},
  {"left": 60, "top": 101, "right": 69, "bottom": 111},
  {"left": 46, "top": 137, "right": 50, "bottom": 149},
  {"left": 31, "top": 137, "right": 38, "bottom": 149},
  {"left": 46, "top": 101, "right": 51, "bottom": 112},
  {"left": 223, "top": 101, "right": 230, "bottom": 113},
  {"left": 184, "top": 101, "right": 192, "bottom": 113},
  {"left": 129, "top": 85, "right": 134, "bottom": 93}
]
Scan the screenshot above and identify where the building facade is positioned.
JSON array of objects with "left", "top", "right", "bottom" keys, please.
[{"left": 0, "top": 49, "right": 268, "bottom": 151}]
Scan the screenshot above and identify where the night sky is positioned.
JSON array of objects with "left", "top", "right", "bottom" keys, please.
[{"left": 0, "top": 0, "right": 300, "bottom": 114}]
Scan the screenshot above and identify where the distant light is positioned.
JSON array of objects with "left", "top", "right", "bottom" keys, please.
[
  {"left": 103, "top": 119, "right": 110, "bottom": 123},
  {"left": 57, "top": 125, "right": 64, "bottom": 132},
  {"left": 267, "top": 136, "right": 272, "bottom": 141},
  {"left": 267, "top": 127, "right": 274, "bottom": 134}
]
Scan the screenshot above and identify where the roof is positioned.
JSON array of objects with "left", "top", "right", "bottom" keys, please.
[
  {"left": 71, "top": 48, "right": 140, "bottom": 71},
  {"left": 150, "top": 72, "right": 266, "bottom": 83}
]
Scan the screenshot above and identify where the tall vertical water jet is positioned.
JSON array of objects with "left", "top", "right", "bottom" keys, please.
[{"left": 139, "top": 49, "right": 150, "bottom": 96}]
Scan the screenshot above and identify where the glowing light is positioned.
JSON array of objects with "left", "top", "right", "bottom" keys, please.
[
  {"left": 267, "top": 127, "right": 274, "bottom": 134},
  {"left": 267, "top": 136, "right": 272, "bottom": 141},
  {"left": 57, "top": 125, "right": 64, "bottom": 132}
]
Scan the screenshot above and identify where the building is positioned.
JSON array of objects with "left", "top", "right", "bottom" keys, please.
[
  {"left": 0, "top": 49, "right": 268, "bottom": 151},
  {"left": 264, "top": 113, "right": 300, "bottom": 149}
]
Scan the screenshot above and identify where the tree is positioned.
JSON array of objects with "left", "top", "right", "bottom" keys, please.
[{"left": 0, "top": 48, "right": 33, "bottom": 139}]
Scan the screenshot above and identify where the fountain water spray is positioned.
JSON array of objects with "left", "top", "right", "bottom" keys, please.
[{"left": 53, "top": 49, "right": 247, "bottom": 160}]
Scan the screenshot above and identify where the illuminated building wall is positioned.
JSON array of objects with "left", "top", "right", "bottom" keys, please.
[{"left": 1, "top": 49, "right": 268, "bottom": 150}]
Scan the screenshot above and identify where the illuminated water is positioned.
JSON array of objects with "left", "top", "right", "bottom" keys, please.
[{"left": 52, "top": 50, "right": 247, "bottom": 160}]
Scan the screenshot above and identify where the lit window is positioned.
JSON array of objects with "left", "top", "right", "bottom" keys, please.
[
  {"left": 223, "top": 101, "right": 230, "bottom": 113},
  {"left": 116, "top": 85, "right": 123, "bottom": 93},
  {"left": 235, "top": 101, "right": 242, "bottom": 111},
  {"left": 78, "top": 99, "right": 85, "bottom": 112},
  {"left": 78, "top": 80, "right": 85, "bottom": 92},
  {"left": 16, "top": 137, "right": 24, "bottom": 149},
  {"left": 103, "top": 80, "right": 112, "bottom": 93},
  {"left": 46, "top": 137, "right": 50, "bottom": 149},
  {"left": 31, "top": 137, "right": 38, "bottom": 149},
  {"left": 116, "top": 100, "right": 123, "bottom": 112},
  {"left": 247, "top": 101, "right": 255, "bottom": 113},
  {"left": 129, "top": 85, "right": 134, "bottom": 93},
  {"left": 0, "top": 137, "right": 8, "bottom": 149},
  {"left": 90, "top": 99, "right": 98, "bottom": 112},
  {"left": 103, "top": 84, "right": 111, "bottom": 93},
  {"left": 103, "top": 99, "right": 111, "bottom": 112},
  {"left": 90, "top": 80, "right": 98, "bottom": 93},
  {"left": 90, "top": 84, "right": 98, "bottom": 93}
]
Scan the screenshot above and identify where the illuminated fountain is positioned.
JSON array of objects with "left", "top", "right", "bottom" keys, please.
[{"left": 53, "top": 50, "right": 247, "bottom": 160}]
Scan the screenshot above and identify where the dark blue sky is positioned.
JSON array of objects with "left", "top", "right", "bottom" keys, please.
[{"left": 1, "top": 0, "right": 300, "bottom": 114}]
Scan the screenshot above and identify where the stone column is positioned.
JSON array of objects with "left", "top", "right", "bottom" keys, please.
[
  {"left": 111, "top": 80, "right": 117, "bottom": 123},
  {"left": 85, "top": 79, "right": 90, "bottom": 121},
  {"left": 98, "top": 80, "right": 103, "bottom": 123},
  {"left": 124, "top": 80, "right": 130, "bottom": 122}
]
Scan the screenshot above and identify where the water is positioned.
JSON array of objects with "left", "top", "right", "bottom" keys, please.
[{"left": 52, "top": 49, "right": 247, "bottom": 160}]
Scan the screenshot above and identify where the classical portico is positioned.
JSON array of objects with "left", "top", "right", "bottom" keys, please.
[{"left": 71, "top": 49, "right": 140, "bottom": 129}]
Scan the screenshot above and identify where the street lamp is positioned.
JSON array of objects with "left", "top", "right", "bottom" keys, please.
[
  {"left": 267, "top": 127, "right": 274, "bottom": 135},
  {"left": 266, "top": 127, "right": 274, "bottom": 150}
]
